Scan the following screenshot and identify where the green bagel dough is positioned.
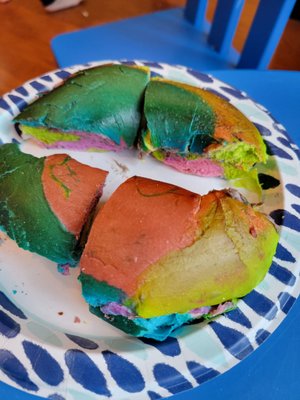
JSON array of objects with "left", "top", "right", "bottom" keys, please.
[
  {"left": 0, "top": 144, "right": 77, "bottom": 264},
  {"left": 141, "top": 80, "right": 216, "bottom": 152},
  {"left": 15, "top": 64, "right": 150, "bottom": 147}
]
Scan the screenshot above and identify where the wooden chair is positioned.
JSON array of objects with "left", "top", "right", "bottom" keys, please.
[{"left": 52, "top": 0, "right": 297, "bottom": 70}]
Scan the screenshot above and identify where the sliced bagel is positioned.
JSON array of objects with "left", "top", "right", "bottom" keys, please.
[
  {"left": 79, "top": 176, "right": 278, "bottom": 340},
  {"left": 0, "top": 143, "right": 108, "bottom": 265},
  {"left": 141, "top": 79, "right": 267, "bottom": 182},
  {"left": 15, "top": 64, "right": 150, "bottom": 151}
]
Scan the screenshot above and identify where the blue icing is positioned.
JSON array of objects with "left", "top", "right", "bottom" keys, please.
[
  {"left": 15, "top": 86, "right": 29, "bottom": 96},
  {"left": 292, "top": 204, "right": 300, "bottom": 214},
  {"left": 79, "top": 273, "right": 126, "bottom": 307},
  {"left": 0, "top": 310, "right": 20, "bottom": 338},
  {"left": 65, "top": 334, "right": 99, "bottom": 350},
  {"left": 135, "top": 313, "right": 192, "bottom": 341},
  {"left": 65, "top": 349, "right": 110, "bottom": 396},
  {"left": 254, "top": 122, "right": 272, "bottom": 136},
  {"left": 55, "top": 70, "right": 72, "bottom": 79},
  {"left": 0, "top": 291, "right": 27, "bottom": 319},
  {"left": 186, "top": 69, "right": 213, "bottom": 83},
  {"left": 102, "top": 350, "right": 145, "bottom": 393},
  {"left": 270, "top": 209, "right": 300, "bottom": 231},
  {"left": 186, "top": 360, "right": 220, "bottom": 384},
  {"left": 264, "top": 139, "right": 293, "bottom": 160},
  {"left": 210, "top": 321, "right": 254, "bottom": 360},
  {"left": 286, "top": 183, "right": 300, "bottom": 197},
  {"left": 255, "top": 329, "right": 271, "bottom": 345},
  {"left": 95, "top": 309, "right": 193, "bottom": 341},
  {"left": 0, "top": 97, "right": 14, "bottom": 115},
  {"left": 243, "top": 290, "right": 277, "bottom": 320},
  {"left": 48, "top": 395, "right": 66, "bottom": 400},
  {"left": 153, "top": 363, "right": 193, "bottom": 394},
  {"left": 7, "top": 94, "right": 28, "bottom": 112},
  {"left": 275, "top": 242, "right": 296, "bottom": 263},
  {"left": 30, "top": 81, "right": 48, "bottom": 93},
  {"left": 139, "top": 337, "right": 181, "bottom": 357},
  {"left": 147, "top": 390, "right": 162, "bottom": 399},
  {"left": 0, "top": 349, "right": 38, "bottom": 391},
  {"left": 22, "top": 341, "right": 64, "bottom": 386},
  {"left": 278, "top": 292, "right": 296, "bottom": 314},
  {"left": 225, "top": 308, "right": 252, "bottom": 328},
  {"left": 205, "top": 88, "right": 230, "bottom": 101},
  {"left": 269, "top": 261, "right": 296, "bottom": 286},
  {"left": 219, "top": 86, "right": 246, "bottom": 99}
]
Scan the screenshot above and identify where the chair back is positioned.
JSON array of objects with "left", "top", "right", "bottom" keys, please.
[
  {"left": 184, "top": 0, "right": 297, "bottom": 68},
  {"left": 51, "top": 0, "right": 297, "bottom": 70}
]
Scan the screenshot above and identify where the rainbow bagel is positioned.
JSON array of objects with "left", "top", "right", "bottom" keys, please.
[
  {"left": 79, "top": 176, "right": 278, "bottom": 340},
  {"left": 15, "top": 64, "right": 150, "bottom": 151},
  {"left": 14, "top": 64, "right": 267, "bottom": 182},
  {"left": 0, "top": 143, "right": 108, "bottom": 265},
  {"left": 141, "top": 78, "right": 267, "bottom": 181}
]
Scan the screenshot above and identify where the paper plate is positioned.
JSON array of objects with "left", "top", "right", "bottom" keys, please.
[{"left": 0, "top": 60, "right": 299, "bottom": 400}]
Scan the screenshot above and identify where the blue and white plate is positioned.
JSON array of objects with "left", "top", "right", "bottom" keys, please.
[{"left": 0, "top": 61, "right": 299, "bottom": 400}]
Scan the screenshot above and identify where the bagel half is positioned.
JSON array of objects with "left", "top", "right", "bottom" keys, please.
[{"left": 79, "top": 176, "right": 278, "bottom": 340}]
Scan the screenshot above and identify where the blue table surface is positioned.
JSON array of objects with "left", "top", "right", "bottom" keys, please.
[{"left": 0, "top": 69, "right": 299, "bottom": 399}]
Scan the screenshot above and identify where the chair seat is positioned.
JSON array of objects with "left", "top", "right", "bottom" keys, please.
[{"left": 51, "top": 8, "right": 236, "bottom": 69}]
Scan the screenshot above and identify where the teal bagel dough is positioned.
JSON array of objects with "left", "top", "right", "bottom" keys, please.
[{"left": 15, "top": 64, "right": 150, "bottom": 148}]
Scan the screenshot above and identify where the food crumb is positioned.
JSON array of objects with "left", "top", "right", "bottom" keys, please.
[
  {"left": 58, "top": 311, "right": 64, "bottom": 316},
  {"left": 74, "top": 316, "right": 81, "bottom": 323},
  {"left": 57, "top": 263, "right": 70, "bottom": 276},
  {"left": 81, "top": 10, "right": 89, "bottom": 18},
  {"left": 113, "top": 160, "right": 129, "bottom": 174}
]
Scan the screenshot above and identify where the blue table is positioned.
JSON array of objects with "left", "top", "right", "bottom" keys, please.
[{"left": 1, "top": 70, "right": 300, "bottom": 399}]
